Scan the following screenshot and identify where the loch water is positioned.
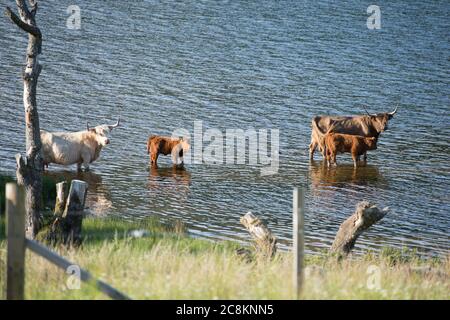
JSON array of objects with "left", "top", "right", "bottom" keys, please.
[{"left": 0, "top": 1, "right": 449, "bottom": 254}]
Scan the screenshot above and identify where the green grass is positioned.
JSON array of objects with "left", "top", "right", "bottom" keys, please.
[
  {"left": 0, "top": 173, "right": 57, "bottom": 214},
  {"left": 0, "top": 216, "right": 448, "bottom": 300}
]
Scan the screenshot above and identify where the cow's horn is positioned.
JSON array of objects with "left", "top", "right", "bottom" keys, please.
[
  {"left": 87, "top": 122, "right": 90, "bottom": 130},
  {"left": 388, "top": 106, "right": 398, "bottom": 116},
  {"left": 109, "top": 117, "right": 120, "bottom": 129},
  {"left": 363, "top": 106, "right": 371, "bottom": 116}
]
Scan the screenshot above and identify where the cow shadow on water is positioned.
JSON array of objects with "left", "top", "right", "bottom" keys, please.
[
  {"left": 43, "top": 170, "right": 113, "bottom": 216},
  {"left": 147, "top": 165, "right": 191, "bottom": 194},
  {"left": 308, "top": 160, "right": 388, "bottom": 190}
]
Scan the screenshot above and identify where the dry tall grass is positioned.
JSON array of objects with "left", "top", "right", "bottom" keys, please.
[{"left": 0, "top": 217, "right": 448, "bottom": 299}]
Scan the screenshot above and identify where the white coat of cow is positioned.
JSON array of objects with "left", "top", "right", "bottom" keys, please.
[{"left": 41, "top": 118, "right": 120, "bottom": 171}]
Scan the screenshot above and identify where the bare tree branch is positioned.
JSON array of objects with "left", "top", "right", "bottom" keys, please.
[
  {"left": 30, "top": 0, "right": 38, "bottom": 18},
  {"left": 15, "top": 0, "right": 33, "bottom": 22},
  {"left": 5, "top": 6, "right": 41, "bottom": 37}
]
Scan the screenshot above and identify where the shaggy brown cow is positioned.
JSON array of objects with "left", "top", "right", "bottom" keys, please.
[
  {"left": 324, "top": 132, "right": 377, "bottom": 168},
  {"left": 146, "top": 135, "right": 190, "bottom": 167},
  {"left": 309, "top": 106, "right": 397, "bottom": 160}
]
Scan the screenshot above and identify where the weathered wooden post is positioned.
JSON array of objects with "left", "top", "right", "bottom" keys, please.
[
  {"left": 62, "top": 180, "right": 88, "bottom": 245},
  {"left": 54, "top": 181, "right": 68, "bottom": 216},
  {"left": 6, "top": 183, "right": 26, "bottom": 300},
  {"left": 46, "top": 180, "right": 87, "bottom": 245},
  {"left": 240, "top": 212, "right": 277, "bottom": 258},
  {"left": 293, "top": 187, "right": 304, "bottom": 299}
]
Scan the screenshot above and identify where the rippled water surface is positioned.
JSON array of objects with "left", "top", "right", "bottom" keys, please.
[{"left": 1, "top": 1, "right": 449, "bottom": 254}]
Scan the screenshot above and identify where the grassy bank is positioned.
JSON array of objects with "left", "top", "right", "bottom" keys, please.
[
  {"left": 0, "top": 216, "right": 448, "bottom": 299},
  {"left": 0, "top": 174, "right": 57, "bottom": 214}
]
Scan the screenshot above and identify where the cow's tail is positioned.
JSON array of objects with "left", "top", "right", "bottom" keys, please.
[
  {"left": 146, "top": 137, "right": 151, "bottom": 154},
  {"left": 324, "top": 123, "right": 336, "bottom": 135},
  {"left": 311, "top": 117, "right": 323, "bottom": 137},
  {"left": 311, "top": 117, "right": 326, "bottom": 154}
]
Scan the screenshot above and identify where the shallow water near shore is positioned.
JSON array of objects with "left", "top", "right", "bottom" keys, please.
[{"left": 0, "top": 1, "right": 448, "bottom": 255}]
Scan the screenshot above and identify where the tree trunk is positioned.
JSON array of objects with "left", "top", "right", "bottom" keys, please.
[
  {"left": 330, "top": 201, "right": 389, "bottom": 257},
  {"left": 6, "top": 0, "right": 43, "bottom": 238}
]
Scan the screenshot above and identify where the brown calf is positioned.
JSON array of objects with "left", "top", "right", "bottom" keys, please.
[
  {"left": 146, "top": 135, "right": 190, "bottom": 167},
  {"left": 324, "top": 132, "right": 377, "bottom": 168}
]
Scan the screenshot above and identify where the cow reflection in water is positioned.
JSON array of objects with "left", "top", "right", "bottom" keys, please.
[
  {"left": 309, "top": 160, "right": 387, "bottom": 190},
  {"left": 147, "top": 166, "right": 191, "bottom": 197},
  {"left": 44, "top": 170, "right": 112, "bottom": 216}
]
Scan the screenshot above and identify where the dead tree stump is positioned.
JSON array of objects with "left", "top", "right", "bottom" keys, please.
[
  {"left": 47, "top": 180, "right": 87, "bottom": 246},
  {"left": 54, "top": 181, "right": 68, "bottom": 216},
  {"left": 62, "top": 180, "right": 88, "bottom": 245},
  {"left": 240, "top": 212, "right": 277, "bottom": 258},
  {"left": 330, "top": 201, "right": 389, "bottom": 257},
  {"left": 39, "top": 181, "right": 67, "bottom": 228}
]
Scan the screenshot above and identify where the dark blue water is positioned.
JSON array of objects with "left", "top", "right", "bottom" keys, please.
[{"left": 0, "top": 0, "right": 448, "bottom": 255}]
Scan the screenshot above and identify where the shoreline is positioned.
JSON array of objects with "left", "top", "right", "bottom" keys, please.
[
  {"left": 1, "top": 173, "right": 448, "bottom": 258},
  {"left": 0, "top": 216, "right": 448, "bottom": 299}
]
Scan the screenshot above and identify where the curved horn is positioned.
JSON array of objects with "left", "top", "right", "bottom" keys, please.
[
  {"left": 388, "top": 106, "right": 398, "bottom": 116},
  {"left": 363, "top": 106, "right": 371, "bottom": 116},
  {"left": 86, "top": 121, "right": 90, "bottom": 130},
  {"left": 109, "top": 116, "right": 120, "bottom": 129}
]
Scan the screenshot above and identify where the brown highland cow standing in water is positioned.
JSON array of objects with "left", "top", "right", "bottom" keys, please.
[{"left": 146, "top": 136, "right": 190, "bottom": 167}]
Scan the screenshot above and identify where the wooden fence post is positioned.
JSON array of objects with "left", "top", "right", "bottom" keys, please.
[
  {"left": 293, "top": 187, "right": 305, "bottom": 299},
  {"left": 54, "top": 181, "right": 68, "bottom": 216},
  {"left": 62, "top": 180, "right": 88, "bottom": 245},
  {"left": 6, "top": 183, "right": 26, "bottom": 300}
]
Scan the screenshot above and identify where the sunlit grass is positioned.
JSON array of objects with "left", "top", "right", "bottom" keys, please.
[{"left": 0, "top": 216, "right": 448, "bottom": 300}]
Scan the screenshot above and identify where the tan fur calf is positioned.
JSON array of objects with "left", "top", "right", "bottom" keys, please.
[
  {"left": 324, "top": 132, "right": 377, "bottom": 168},
  {"left": 146, "top": 135, "right": 190, "bottom": 167}
]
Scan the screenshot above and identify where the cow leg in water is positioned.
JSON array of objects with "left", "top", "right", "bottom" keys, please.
[
  {"left": 179, "top": 149, "right": 184, "bottom": 166},
  {"left": 151, "top": 153, "right": 159, "bottom": 168},
  {"left": 76, "top": 163, "right": 82, "bottom": 172},
  {"left": 81, "top": 152, "right": 91, "bottom": 171},
  {"left": 309, "top": 141, "right": 317, "bottom": 160},
  {"left": 171, "top": 149, "right": 178, "bottom": 166},
  {"left": 363, "top": 152, "right": 368, "bottom": 162},
  {"left": 325, "top": 147, "right": 331, "bottom": 167},
  {"left": 320, "top": 146, "right": 327, "bottom": 160},
  {"left": 352, "top": 154, "right": 358, "bottom": 168},
  {"left": 331, "top": 152, "right": 337, "bottom": 167}
]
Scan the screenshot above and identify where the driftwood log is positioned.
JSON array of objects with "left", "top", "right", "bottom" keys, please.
[
  {"left": 330, "top": 201, "right": 389, "bottom": 256},
  {"left": 48, "top": 180, "right": 88, "bottom": 246},
  {"left": 240, "top": 212, "right": 277, "bottom": 258},
  {"left": 5, "top": 0, "right": 44, "bottom": 238}
]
